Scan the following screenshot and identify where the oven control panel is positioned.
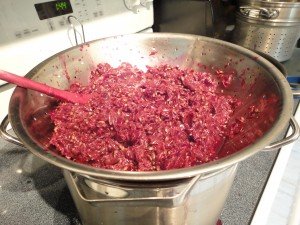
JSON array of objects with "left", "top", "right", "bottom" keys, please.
[
  {"left": 0, "top": 0, "right": 153, "bottom": 45},
  {"left": 0, "top": 0, "right": 153, "bottom": 87}
]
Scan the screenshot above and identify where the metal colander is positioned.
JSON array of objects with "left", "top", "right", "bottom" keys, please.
[
  {"left": 232, "top": 1, "right": 300, "bottom": 62},
  {"left": 232, "top": 12, "right": 300, "bottom": 62}
]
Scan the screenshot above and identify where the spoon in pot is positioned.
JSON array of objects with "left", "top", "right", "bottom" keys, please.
[{"left": 0, "top": 70, "right": 89, "bottom": 104}]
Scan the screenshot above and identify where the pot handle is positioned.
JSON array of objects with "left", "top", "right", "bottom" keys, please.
[
  {"left": 240, "top": 6, "right": 279, "bottom": 20},
  {"left": 262, "top": 116, "right": 299, "bottom": 151},
  {"left": 67, "top": 15, "right": 86, "bottom": 46},
  {"left": 0, "top": 115, "right": 24, "bottom": 147},
  {"left": 64, "top": 167, "right": 228, "bottom": 207}
]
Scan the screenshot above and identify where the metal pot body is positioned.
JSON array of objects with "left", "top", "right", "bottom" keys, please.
[{"left": 64, "top": 164, "right": 237, "bottom": 225}]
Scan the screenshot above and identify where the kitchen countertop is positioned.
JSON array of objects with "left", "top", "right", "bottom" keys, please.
[{"left": 0, "top": 49, "right": 299, "bottom": 225}]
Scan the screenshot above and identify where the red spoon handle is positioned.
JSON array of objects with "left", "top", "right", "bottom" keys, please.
[{"left": 0, "top": 70, "right": 88, "bottom": 104}]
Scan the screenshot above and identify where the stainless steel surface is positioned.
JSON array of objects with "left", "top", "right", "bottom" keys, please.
[
  {"left": 232, "top": 12, "right": 300, "bottom": 62},
  {"left": 3, "top": 33, "right": 295, "bottom": 181},
  {"left": 64, "top": 165, "right": 237, "bottom": 225}
]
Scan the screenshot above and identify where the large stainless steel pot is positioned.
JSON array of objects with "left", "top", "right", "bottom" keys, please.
[{"left": 0, "top": 33, "right": 299, "bottom": 225}]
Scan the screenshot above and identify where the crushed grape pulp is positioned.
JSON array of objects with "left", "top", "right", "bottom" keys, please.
[{"left": 49, "top": 63, "right": 278, "bottom": 171}]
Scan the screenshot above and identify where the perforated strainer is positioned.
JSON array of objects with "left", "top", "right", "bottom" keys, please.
[
  {"left": 232, "top": 12, "right": 300, "bottom": 62},
  {"left": 232, "top": 0, "right": 300, "bottom": 62}
]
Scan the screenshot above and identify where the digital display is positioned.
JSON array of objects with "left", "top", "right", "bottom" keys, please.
[{"left": 35, "top": 0, "right": 73, "bottom": 20}]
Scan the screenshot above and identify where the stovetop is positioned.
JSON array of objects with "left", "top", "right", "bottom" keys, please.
[
  {"left": 0, "top": 129, "right": 279, "bottom": 225},
  {"left": 0, "top": 139, "right": 81, "bottom": 224}
]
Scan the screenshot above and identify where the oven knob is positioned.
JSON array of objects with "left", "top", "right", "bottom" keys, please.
[
  {"left": 141, "top": 0, "right": 153, "bottom": 9},
  {"left": 124, "top": 0, "right": 141, "bottom": 13}
]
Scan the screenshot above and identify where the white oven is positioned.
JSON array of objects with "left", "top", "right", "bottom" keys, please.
[
  {"left": 0, "top": 0, "right": 154, "bottom": 121},
  {"left": 1, "top": 2, "right": 300, "bottom": 225}
]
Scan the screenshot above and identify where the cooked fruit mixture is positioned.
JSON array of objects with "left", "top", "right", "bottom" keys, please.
[{"left": 49, "top": 63, "right": 277, "bottom": 171}]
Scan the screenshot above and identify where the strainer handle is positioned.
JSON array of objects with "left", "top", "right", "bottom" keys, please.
[
  {"left": 240, "top": 6, "right": 279, "bottom": 20},
  {"left": 263, "top": 116, "right": 299, "bottom": 151},
  {"left": 64, "top": 167, "right": 229, "bottom": 207},
  {"left": 0, "top": 115, "right": 24, "bottom": 147},
  {"left": 67, "top": 15, "right": 86, "bottom": 46}
]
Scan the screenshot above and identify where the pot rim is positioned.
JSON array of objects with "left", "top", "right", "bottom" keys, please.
[
  {"left": 8, "top": 33, "right": 294, "bottom": 182},
  {"left": 236, "top": 12, "right": 300, "bottom": 26},
  {"left": 239, "top": 0, "right": 300, "bottom": 6}
]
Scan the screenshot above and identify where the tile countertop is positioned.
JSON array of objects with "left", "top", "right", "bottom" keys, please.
[{"left": 0, "top": 49, "right": 300, "bottom": 225}]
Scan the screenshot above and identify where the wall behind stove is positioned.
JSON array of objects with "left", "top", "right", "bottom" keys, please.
[{"left": 153, "top": 0, "right": 237, "bottom": 41}]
